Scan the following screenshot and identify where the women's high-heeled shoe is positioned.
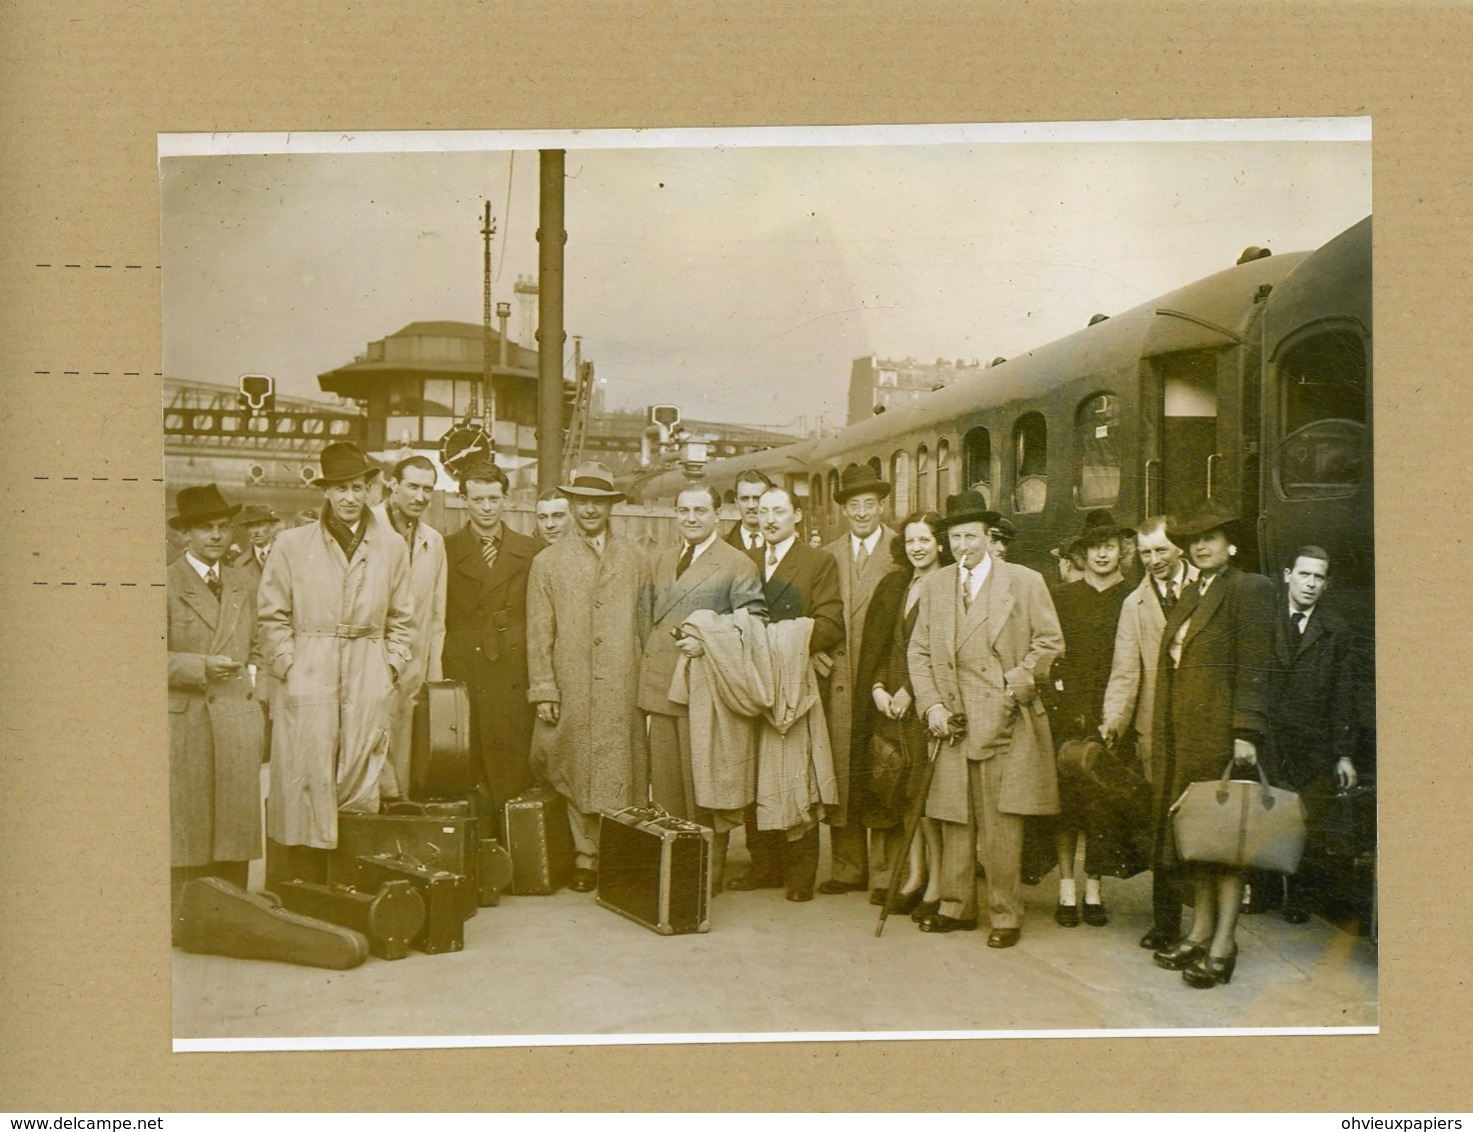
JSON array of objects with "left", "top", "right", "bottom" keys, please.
[
  {"left": 887, "top": 888, "right": 924, "bottom": 915},
  {"left": 1183, "top": 951, "right": 1238, "bottom": 989},
  {"left": 1153, "top": 938, "right": 1209, "bottom": 971},
  {"left": 910, "top": 899, "right": 941, "bottom": 923}
]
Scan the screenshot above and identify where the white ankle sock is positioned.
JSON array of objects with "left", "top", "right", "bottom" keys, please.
[
  {"left": 1058, "top": 878, "right": 1077, "bottom": 904},
  {"left": 1085, "top": 877, "right": 1102, "bottom": 904}
]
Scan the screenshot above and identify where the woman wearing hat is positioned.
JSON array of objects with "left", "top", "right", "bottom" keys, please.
[{"left": 1149, "top": 501, "right": 1278, "bottom": 988}]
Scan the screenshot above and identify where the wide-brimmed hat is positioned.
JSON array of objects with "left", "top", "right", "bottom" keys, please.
[
  {"left": 834, "top": 465, "right": 892, "bottom": 504},
  {"left": 1168, "top": 499, "right": 1247, "bottom": 546},
  {"left": 312, "top": 441, "right": 382, "bottom": 487},
  {"left": 237, "top": 504, "right": 278, "bottom": 526},
  {"left": 169, "top": 484, "right": 241, "bottom": 531},
  {"left": 1069, "top": 509, "right": 1133, "bottom": 553},
  {"left": 940, "top": 489, "right": 993, "bottom": 529},
  {"left": 984, "top": 512, "right": 1017, "bottom": 542},
  {"left": 560, "top": 461, "right": 625, "bottom": 501}
]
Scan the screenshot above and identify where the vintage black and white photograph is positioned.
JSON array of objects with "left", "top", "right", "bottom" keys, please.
[{"left": 160, "top": 121, "right": 1375, "bottom": 1047}]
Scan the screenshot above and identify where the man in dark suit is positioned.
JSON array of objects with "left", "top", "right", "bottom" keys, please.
[
  {"left": 1270, "top": 545, "right": 1365, "bottom": 923},
  {"left": 728, "top": 485, "right": 844, "bottom": 901},
  {"left": 639, "top": 483, "right": 767, "bottom": 889},
  {"left": 441, "top": 460, "right": 539, "bottom": 834},
  {"left": 724, "top": 468, "right": 772, "bottom": 553}
]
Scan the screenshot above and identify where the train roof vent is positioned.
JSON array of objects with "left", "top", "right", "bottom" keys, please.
[
  {"left": 989, "top": 357, "right": 1007, "bottom": 367},
  {"left": 1237, "top": 245, "right": 1273, "bottom": 265},
  {"left": 1088, "top": 313, "right": 1110, "bottom": 326}
]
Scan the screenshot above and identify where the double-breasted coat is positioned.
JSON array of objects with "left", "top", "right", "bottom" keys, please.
[
  {"left": 1268, "top": 600, "right": 1364, "bottom": 792},
  {"left": 526, "top": 533, "right": 653, "bottom": 815},
  {"left": 257, "top": 513, "right": 414, "bottom": 848},
  {"left": 371, "top": 504, "right": 446, "bottom": 790},
  {"left": 1151, "top": 566, "right": 1278, "bottom": 865},
  {"left": 442, "top": 522, "right": 540, "bottom": 807},
  {"left": 167, "top": 556, "right": 265, "bottom": 867},
  {"left": 855, "top": 566, "right": 928, "bottom": 827},
  {"left": 908, "top": 557, "right": 1064, "bottom": 825}
]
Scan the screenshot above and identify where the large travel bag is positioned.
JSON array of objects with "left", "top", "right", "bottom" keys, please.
[
  {"left": 328, "top": 801, "right": 479, "bottom": 921},
  {"left": 503, "top": 784, "right": 576, "bottom": 895},
  {"left": 596, "top": 806, "right": 712, "bottom": 935}
]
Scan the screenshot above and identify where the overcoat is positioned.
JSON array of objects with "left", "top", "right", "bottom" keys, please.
[
  {"left": 1151, "top": 566, "right": 1278, "bottom": 864},
  {"left": 908, "top": 558, "right": 1064, "bottom": 825},
  {"left": 639, "top": 537, "right": 767, "bottom": 716},
  {"left": 167, "top": 557, "right": 265, "bottom": 867},
  {"left": 257, "top": 512, "right": 414, "bottom": 847},
  {"left": 373, "top": 504, "right": 446, "bottom": 790},
  {"left": 232, "top": 542, "right": 277, "bottom": 749},
  {"left": 855, "top": 566, "right": 926, "bottom": 826},
  {"left": 526, "top": 534, "right": 653, "bottom": 814},
  {"left": 1268, "top": 600, "right": 1364, "bottom": 792},
  {"left": 1100, "top": 565, "right": 1198, "bottom": 783},
  {"left": 442, "top": 522, "right": 540, "bottom": 805},
  {"left": 822, "top": 529, "right": 899, "bottom": 827}
]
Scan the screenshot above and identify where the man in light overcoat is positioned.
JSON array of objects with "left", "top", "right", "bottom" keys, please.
[{"left": 908, "top": 489, "right": 1063, "bottom": 948}]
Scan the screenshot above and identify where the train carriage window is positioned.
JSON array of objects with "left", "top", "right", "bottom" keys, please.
[
  {"left": 963, "top": 426, "right": 993, "bottom": 504},
  {"left": 1075, "top": 393, "right": 1121, "bottom": 508},
  {"left": 1011, "top": 413, "right": 1048, "bottom": 514},
  {"left": 890, "top": 450, "right": 912, "bottom": 513},
  {"left": 936, "top": 439, "right": 953, "bottom": 504},
  {"left": 1275, "top": 331, "right": 1368, "bottom": 500},
  {"left": 867, "top": 456, "right": 882, "bottom": 478},
  {"left": 915, "top": 444, "right": 930, "bottom": 512}
]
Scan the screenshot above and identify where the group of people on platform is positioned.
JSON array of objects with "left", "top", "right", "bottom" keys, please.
[{"left": 167, "top": 439, "right": 1371, "bottom": 989}]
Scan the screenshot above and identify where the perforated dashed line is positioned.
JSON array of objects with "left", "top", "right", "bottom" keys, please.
[
  {"left": 33, "top": 476, "right": 164, "bottom": 482},
  {"left": 31, "top": 371, "right": 163, "bottom": 376},
  {"left": 31, "top": 581, "right": 165, "bottom": 587},
  {"left": 34, "top": 264, "right": 158, "bottom": 269}
]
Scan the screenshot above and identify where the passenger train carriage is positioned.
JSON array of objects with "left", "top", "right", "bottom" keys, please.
[{"left": 633, "top": 217, "right": 1372, "bottom": 628}]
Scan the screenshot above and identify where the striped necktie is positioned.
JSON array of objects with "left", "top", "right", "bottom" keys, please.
[
  {"left": 480, "top": 535, "right": 500, "bottom": 573},
  {"left": 960, "top": 567, "right": 972, "bottom": 611}
]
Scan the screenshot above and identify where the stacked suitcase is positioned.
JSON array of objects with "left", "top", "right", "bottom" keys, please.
[{"left": 596, "top": 806, "right": 712, "bottom": 935}]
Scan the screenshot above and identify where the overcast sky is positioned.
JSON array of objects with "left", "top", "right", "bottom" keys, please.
[{"left": 160, "top": 127, "right": 1370, "bottom": 431}]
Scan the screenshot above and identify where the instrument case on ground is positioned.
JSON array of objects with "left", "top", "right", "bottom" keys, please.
[
  {"left": 272, "top": 878, "right": 426, "bottom": 961},
  {"left": 175, "top": 877, "right": 369, "bottom": 969},
  {"left": 329, "top": 801, "right": 479, "bottom": 920},
  {"left": 503, "top": 784, "right": 576, "bottom": 895},
  {"left": 351, "top": 853, "right": 466, "bottom": 955},
  {"left": 410, "top": 680, "right": 472, "bottom": 800},
  {"left": 596, "top": 806, "right": 712, "bottom": 935}
]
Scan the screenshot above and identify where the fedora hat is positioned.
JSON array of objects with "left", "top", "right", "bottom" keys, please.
[
  {"left": 312, "top": 441, "right": 382, "bottom": 487},
  {"left": 834, "top": 465, "right": 892, "bottom": 504},
  {"left": 940, "top": 489, "right": 993, "bottom": 529},
  {"left": 1168, "top": 499, "right": 1247, "bottom": 546},
  {"left": 560, "top": 460, "right": 625, "bottom": 500},
  {"left": 237, "top": 504, "right": 278, "bottom": 526},
  {"left": 984, "top": 513, "right": 1017, "bottom": 541},
  {"left": 169, "top": 484, "right": 241, "bottom": 531}
]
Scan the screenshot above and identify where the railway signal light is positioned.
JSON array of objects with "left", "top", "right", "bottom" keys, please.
[{"left": 239, "top": 373, "right": 275, "bottom": 417}]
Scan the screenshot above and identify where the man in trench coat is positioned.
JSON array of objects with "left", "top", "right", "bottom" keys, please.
[
  {"left": 908, "top": 489, "right": 1063, "bottom": 947},
  {"left": 526, "top": 461, "right": 653, "bottom": 892},
  {"left": 820, "top": 465, "right": 900, "bottom": 896},
  {"left": 256, "top": 442, "right": 414, "bottom": 872},
  {"left": 167, "top": 484, "right": 265, "bottom": 928}
]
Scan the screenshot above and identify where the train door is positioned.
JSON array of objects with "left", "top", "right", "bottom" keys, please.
[{"left": 1145, "top": 349, "right": 1224, "bottom": 519}]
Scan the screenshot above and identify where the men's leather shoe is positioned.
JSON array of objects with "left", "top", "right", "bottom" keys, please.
[
  {"left": 817, "top": 879, "right": 866, "bottom": 895},
  {"left": 1082, "top": 901, "right": 1108, "bottom": 927},
  {"left": 910, "top": 899, "right": 941, "bottom": 923},
  {"left": 1139, "top": 927, "right": 1176, "bottom": 951},
  {"left": 987, "top": 928, "right": 1022, "bottom": 949},
  {"left": 1281, "top": 906, "right": 1311, "bottom": 925},
  {"left": 918, "top": 913, "right": 978, "bottom": 933},
  {"left": 1054, "top": 901, "right": 1080, "bottom": 928},
  {"left": 568, "top": 868, "right": 597, "bottom": 893},
  {"left": 786, "top": 889, "right": 814, "bottom": 902},
  {"left": 727, "top": 872, "right": 783, "bottom": 891}
]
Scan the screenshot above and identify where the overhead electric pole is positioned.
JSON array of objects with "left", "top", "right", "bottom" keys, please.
[{"left": 536, "top": 150, "right": 566, "bottom": 491}]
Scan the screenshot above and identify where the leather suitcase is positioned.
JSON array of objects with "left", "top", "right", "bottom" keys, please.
[
  {"left": 478, "top": 838, "right": 514, "bottom": 906},
  {"left": 175, "top": 877, "right": 369, "bottom": 969},
  {"left": 503, "top": 785, "right": 577, "bottom": 895},
  {"left": 272, "top": 878, "right": 426, "bottom": 961},
  {"left": 410, "top": 680, "right": 472, "bottom": 800},
  {"left": 352, "top": 853, "right": 465, "bottom": 955},
  {"left": 596, "top": 806, "right": 712, "bottom": 935},
  {"left": 328, "top": 802, "right": 479, "bottom": 921}
]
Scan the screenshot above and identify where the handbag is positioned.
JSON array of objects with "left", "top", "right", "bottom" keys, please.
[
  {"left": 866, "top": 729, "right": 913, "bottom": 819},
  {"left": 1057, "top": 737, "right": 1147, "bottom": 800},
  {"left": 1170, "top": 758, "right": 1307, "bottom": 874}
]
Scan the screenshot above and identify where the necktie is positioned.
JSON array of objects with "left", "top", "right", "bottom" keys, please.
[
  {"left": 205, "top": 567, "right": 221, "bottom": 600},
  {"left": 1158, "top": 580, "right": 1176, "bottom": 612},
  {"left": 676, "top": 544, "right": 694, "bottom": 579},
  {"left": 480, "top": 535, "right": 500, "bottom": 573},
  {"left": 766, "top": 545, "right": 779, "bottom": 575},
  {"left": 960, "top": 567, "right": 972, "bottom": 611},
  {"left": 1290, "top": 610, "right": 1305, "bottom": 634},
  {"left": 748, "top": 531, "right": 761, "bottom": 550}
]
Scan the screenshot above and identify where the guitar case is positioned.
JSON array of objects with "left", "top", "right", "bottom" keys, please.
[
  {"left": 175, "top": 878, "right": 369, "bottom": 970},
  {"left": 272, "top": 878, "right": 426, "bottom": 961},
  {"left": 410, "top": 680, "right": 472, "bottom": 800}
]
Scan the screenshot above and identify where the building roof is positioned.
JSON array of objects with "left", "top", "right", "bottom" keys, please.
[{"left": 317, "top": 319, "right": 536, "bottom": 398}]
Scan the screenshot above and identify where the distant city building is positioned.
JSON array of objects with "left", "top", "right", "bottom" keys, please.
[
  {"left": 582, "top": 409, "right": 801, "bottom": 478},
  {"left": 848, "top": 354, "right": 984, "bottom": 425}
]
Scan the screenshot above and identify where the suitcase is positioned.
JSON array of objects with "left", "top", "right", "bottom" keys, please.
[
  {"left": 410, "top": 680, "right": 472, "bottom": 800},
  {"left": 352, "top": 853, "right": 466, "bottom": 955},
  {"left": 175, "top": 877, "right": 369, "bottom": 969},
  {"left": 596, "top": 806, "right": 712, "bottom": 935},
  {"left": 272, "top": 878, "right": 426, "bottom": 961},
  {"left": 328, "top": 802, "right": 479, "bottom": 921},
  {"left": 504, "top": 784, "right": 577, "bottom": 895},
  {"left": 478, "top": 838, "right": 515, "bottom": 906}
]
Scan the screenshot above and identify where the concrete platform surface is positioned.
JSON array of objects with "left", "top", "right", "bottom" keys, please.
[{"left": 173, "top": 851, "right": 1377, "bottom": 1044}]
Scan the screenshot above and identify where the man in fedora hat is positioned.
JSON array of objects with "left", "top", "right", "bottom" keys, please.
[
  {"left": 526, "top": 460, "right": 652, "bottom": 892},
  {"left": 256, "top": 441, "right": 413, "bottom": 876},
  {"left": 233, "top": 505, "right": 281, "bottom": 583},
  {"left": 443, "top": 460, "right": 540, "bottom": 828},
  {"left": 908, "top": 488, "right": 1063, "bottom": 948},
  {"left": 819, "top": 464, "right": 900, "bottom": 898},
  {"left": 166, "top": 484, "right": 265, "bottom": 933},
  {"left": 984, "top": 513, "right": 1017, "bottom": 562}
]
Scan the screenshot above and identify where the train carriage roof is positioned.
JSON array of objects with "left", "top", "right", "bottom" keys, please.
[{"left": 1262, "top": 216, "right": 1371, "bottom": 351}]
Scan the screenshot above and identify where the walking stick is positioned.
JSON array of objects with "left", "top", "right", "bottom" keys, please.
[{"left": 875, "top": 712, "right": 966, "bottom": 937}]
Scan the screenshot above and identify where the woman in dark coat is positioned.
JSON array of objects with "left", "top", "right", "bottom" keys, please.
[
  {"left": 856, "top": 510, "right": 953, "bottom": 917},
  {"left": 1150, "top": 502, "right": 1279, "bottom": 989}
]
